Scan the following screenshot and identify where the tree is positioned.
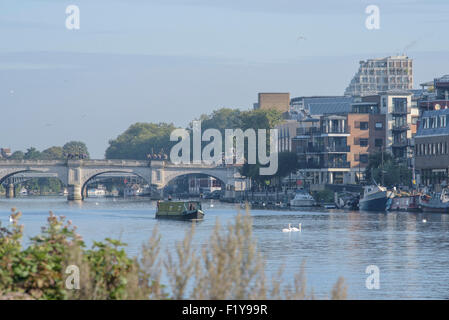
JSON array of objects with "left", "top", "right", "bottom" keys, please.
[
  {"left": 9, "top": 151, "right": 24, "bottom": 160},
  {"left": 105, "top": 123, "right": 177, "bottom": 160},
  {"left": 24, "top": 147, "right": 41, "bottom": 160},
  {"left": 365, "top": 151, "right": 412, "bottom": 187},
  {"left": 63, "top": 141, "right": 90, "bottom": 159},
  {"left": 41, "top": 146, "right": 64, "bottom": 160},
  {"left": 274, "top": 152, "right": 299, "bottom": 178}
]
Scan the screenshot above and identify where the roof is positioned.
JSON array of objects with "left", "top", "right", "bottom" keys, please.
[
  {"left": 415, "top": 108, "right": 449, "bottom": 138},
  {"left": 302, "top": 96, "right": 354, "bottom": 115}
]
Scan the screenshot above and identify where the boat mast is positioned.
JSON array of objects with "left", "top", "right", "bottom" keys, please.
[{"left": 381, "top": 148, "right": 384, "bottom": 186}]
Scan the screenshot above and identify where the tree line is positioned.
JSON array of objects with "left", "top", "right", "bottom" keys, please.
[{"left": 5, "top": 141, "right": 90, "bottom": 160}]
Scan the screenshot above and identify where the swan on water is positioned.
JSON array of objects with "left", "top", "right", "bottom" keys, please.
[
  {"left": 282, "top": 224, "right": 292, "bottom": 233},
  {"left": 422, "top": 219, "right": 427, "bottom": 223},
  {"left": 291, "top": 223, "right": 301, "bottom": 232}
]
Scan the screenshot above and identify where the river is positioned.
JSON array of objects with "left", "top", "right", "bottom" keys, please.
[{"left": 1, "top": 196, "right": 449, "bottom": 299}]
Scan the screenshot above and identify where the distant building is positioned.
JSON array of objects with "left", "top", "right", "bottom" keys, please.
[
  {"left": 0, "top": 148, "right": 12, "bottom": 158},
  {"left": 360, "top": 91, "right": 413, "bottom": 161},
  {"left": 418, "top": 75, "right": 449, "bottom": 112},
  {"left": 345, "top": 56, "right": 413, "bottom": 97},
  {"left": 292, "top": 110, "right": 386, "bottom": 186},
  {"left": 414, "top": 108, "right": 449, "bottom": 188},
  {"left": 254, "top": 93, "right": 290, "bottom": 113}
]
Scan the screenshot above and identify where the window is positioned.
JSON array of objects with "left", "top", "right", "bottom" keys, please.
[
  {"left": 360, "top": 122, "right": 369, "bottom": 130},
  {"left": 375, "top": 139, "right": 383, "bottom": 147},
  {"left": 432, "top": 117, "right": 438, "bottom": 128},
  {"left": 440, "top": 115, "right": 447, "bottom": 128},
  {"left": 359, "top": 154, "right": 368, "bottom": 163},
  {"left": 375, "top": 122, "right": 383, "bottom": 130},
  {"left": 359, "top": 138, "right": 368, "bottom": 147}
]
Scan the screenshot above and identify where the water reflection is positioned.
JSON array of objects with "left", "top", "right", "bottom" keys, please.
[{"left": 2, "top": 197, "right": 449, "bottom": 299}]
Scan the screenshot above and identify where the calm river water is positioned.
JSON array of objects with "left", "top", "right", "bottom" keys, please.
[{"left": 1, "top": 196, "right": 449, "bottom": 299}]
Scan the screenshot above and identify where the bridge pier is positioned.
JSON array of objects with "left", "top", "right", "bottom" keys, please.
[
  {"left": 67, "top": 184, "right": 83, "bottom": 201},
  {"left": 5, "top": 184, "right": 15, "bottom": 198}
]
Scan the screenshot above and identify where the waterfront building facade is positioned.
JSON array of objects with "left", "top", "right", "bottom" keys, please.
[
  {"left": 292, "top": 111, "right": 387, "bottom": 187},
  {"left": 414, "top": 108, "right": 449, "bottom": 188},
  {"left": 361, "top": 91, "right": 413, "bottom": 161}
]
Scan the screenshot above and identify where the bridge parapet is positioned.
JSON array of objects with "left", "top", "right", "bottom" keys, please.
[
  {"left": 0, "top": 160, "right": 66, "bottom": 165},
  {"left": 67, "top": 159, "right": 150, "bottom": 167}
]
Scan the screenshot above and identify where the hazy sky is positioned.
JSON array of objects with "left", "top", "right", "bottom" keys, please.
[{"left": 1, "top": 0, "right": 449, "bottom": 158}]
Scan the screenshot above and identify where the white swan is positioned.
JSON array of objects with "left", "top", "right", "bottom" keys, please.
[
  {"left": 422, "top": 219, "right": 427, "bottom": 223},
  {"left": 291, "top": 223, "right": 302, "bottom": 232},
  {"left": 282, "top": 224, "right": 292, "bottom": 233},
  {"left": 9, "top": 215, "right": 14, "bottom": 223}
]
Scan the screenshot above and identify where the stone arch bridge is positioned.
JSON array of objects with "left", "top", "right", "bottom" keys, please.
[{"left": 0, "top": 160, "right": 246, "bottom": 200}]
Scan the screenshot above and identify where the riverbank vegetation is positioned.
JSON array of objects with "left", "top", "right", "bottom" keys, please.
[
  {"left": 105, "top": 108, "right": 283, "bottom": 160},
  {"left": 365, "top": 151, "right": 412, "bottom": 187},
  {"left": 6, "top": 141, "right": 90, "bottom": 161},
  {"left": 0, "top": 207, "right": 347, "bottom": 300}
]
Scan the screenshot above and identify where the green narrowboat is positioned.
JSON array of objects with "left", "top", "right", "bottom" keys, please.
[{"left": 155, "top": 200, "right": 204, "bottom": 220}]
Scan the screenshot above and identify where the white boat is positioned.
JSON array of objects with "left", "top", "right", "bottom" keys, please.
[
  {"left": 87, "top": 188, "right": 106, "bottom": 197},
  {"left": 19, "top": 187, "right": 28, "bottom": 196},
  {"left": 290, "top": 189, "right": 316, "bottom": 207}
]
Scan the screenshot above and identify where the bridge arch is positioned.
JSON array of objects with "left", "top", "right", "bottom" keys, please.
[
  {"left": 158, "top": 168, "right": 234, "bottom": 192},
  {"left": 0, "top": 169, "right": 67, "bottom": 186},
  {"left": 80, "top": 170, "right": 152, "bottom": 200},
  {"left": 0, "top": 169, "right": 68, "bottom": 198}
]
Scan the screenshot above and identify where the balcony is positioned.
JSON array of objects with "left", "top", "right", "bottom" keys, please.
[
  {"left": 324, "top": 145, "right": 351, "bottom": 153},
  {"left": 323, "top": 161, "right": 351, "bottom": 169},
  {"left": 391, "top": 107, "right": 410, "bottom": 115},
  {"left": 321, "top": 128, "right": 349, "bottom": 135},
  {"left": 297, "top": 145, "right": 350, "bottom": 154},
  {"left": 296, "top": 128, "right": 321, "bottom": 136},
  {"left": 296, "top": 146, "right": 322, "bottom": 154},
  {"left": 392, "top": 124, "right": 410, "bottom": 132},
  {"left": 298, "top": 161, "right": 321, "bottom": 169},
  {"left": 392, "top": 139, "right": 408, "bottom": 148}
]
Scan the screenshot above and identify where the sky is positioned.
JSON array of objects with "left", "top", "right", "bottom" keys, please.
[{"left": 1, "top": 0, "right": 449, "bottom": 158}]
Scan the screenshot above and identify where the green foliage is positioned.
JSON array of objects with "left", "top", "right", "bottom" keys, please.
[
  {"left": 4, "top": 142, "right": 88, "bottom": 161},
  {"left": 240, "top": 152, "right": 298, "bottom": 187},
  {"left": 312, "top": 189, "right": 334, "bottom": 203},
  {"left": 9, "top": 151, "right": 24, "bottom": 160},
  {"left": 41, "top": 146, "right": 64, "bottom": 160},
  {"left": 63, "top": 141, "right": 90, "bottom": 159},
  {"left": 24, "top": 147, "right": 41, "bottom": 160},
  {"left": 365, "top": 152, "right": 412, "bottom": 187},
  {"left": 105, "top": 122, "right": 177, "bottom": 160},
  {"left": 85, "top": 239, "right": 133, "bottom": 299},
  {"left": 0, "top": 209, "right": 162, "bottom": 300},
  {"left": 104, "top": 108, "right": 282, "bottom": 162},
  {"left": 0, "top": 209, "right": 81, "bottom": 299}
]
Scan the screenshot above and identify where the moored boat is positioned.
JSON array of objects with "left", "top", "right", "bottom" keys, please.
[
  {"left": 155, "top": 200, "right": 204, "bottom": 220},
  {"left": 290, "top": 189, "right": 316, "bottom": 207},
  {"left": 359, "top": 185, "right": 393, "bottom": 211},
  {"left": 419, "top": 189, "right": 449, "bottom": 213},
  {"left": 389, "top": 194, "right": 421, "bottom": 212}
]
